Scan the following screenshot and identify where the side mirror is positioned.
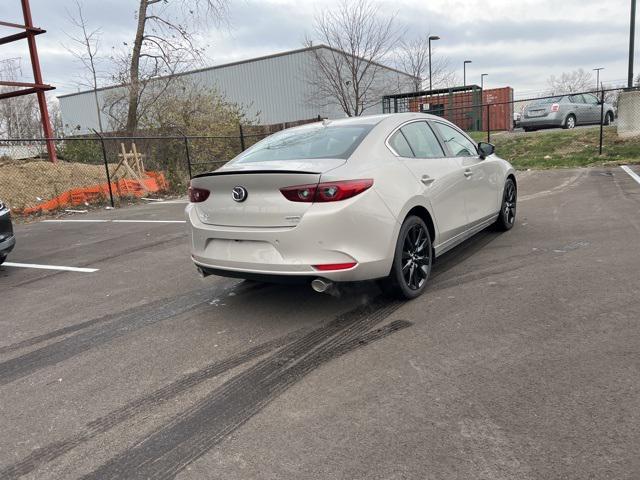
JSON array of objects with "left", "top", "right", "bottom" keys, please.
[{"left": 478, "top": 142, "right": 495, "bottom": 159}]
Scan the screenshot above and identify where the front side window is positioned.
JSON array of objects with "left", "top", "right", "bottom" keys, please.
[
  {"left": 233, "top": 124, "right": 373, "bottom": 163},
  {"left": 399, "top": 122, "right": 444, "bottom": 158},
  {"left": 583, "top": 94, "right": 599, "bottom": 105},
  {"left": 434, "top": 123, "right": 478, "bottom": 157}
]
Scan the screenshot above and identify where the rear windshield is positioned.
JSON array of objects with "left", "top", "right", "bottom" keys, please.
[
  {"left": 531, "top": 96, "right": 564, "bottom": 105},
  {"left": 233, "top": 124, "right": 373, "bottom": 163}
]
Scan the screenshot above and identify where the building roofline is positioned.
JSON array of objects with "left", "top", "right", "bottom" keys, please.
[{"left": 57, "top": 44, "right": 417, "bottom": 100}]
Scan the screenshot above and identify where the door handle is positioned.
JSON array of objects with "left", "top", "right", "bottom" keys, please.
[
  {"left": 421, "top": 175, "right": 435, "bottom": 185},
  {"left": 464, "top": 169, "right": 473, "bottom": 178}
]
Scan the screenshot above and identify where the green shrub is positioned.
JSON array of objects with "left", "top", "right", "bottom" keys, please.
[{"left": 58, "top": 139, "right": 103, "bottom": 165}]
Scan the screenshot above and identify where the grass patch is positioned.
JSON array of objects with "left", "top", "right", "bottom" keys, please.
[{"left": 467, "top": 127, "right": 640, "bottom": 169}]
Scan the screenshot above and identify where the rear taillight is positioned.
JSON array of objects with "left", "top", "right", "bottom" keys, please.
[
  {"left": 551, "top": 103, "right": 560, "bottom": 112},
  {"left": 188, "top": 185, "right": 210, "bottom": 203},
  {"left": 313, "top": 262, "right": 357, "bottom": 271},
  {"left": 280, "top": 179, "right": 373, "bottom": 203}
]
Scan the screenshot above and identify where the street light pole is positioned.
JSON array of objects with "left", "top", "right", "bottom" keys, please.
[
  {"left": 463, "top": 60, "right": 472, "bottom": 86},
  {"left": 629, "top": 0, "right": 636, "bottom": 88},
  {"left": 428, "top": 35, "right": 440, "bottom": 91},
  {"left": 593, "top": 67, "right": 604, "bottom": 92}
]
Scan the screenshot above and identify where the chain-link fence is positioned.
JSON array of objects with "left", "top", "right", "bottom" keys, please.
[
  {"left": 0, "top": 130, "right": 273, "bottom": 216},
  {"left": 2, "top": 89, "right": 639, "bottom": 217},
  {"left": 385, "top": 86, "right": 640, "bottom": 170}
]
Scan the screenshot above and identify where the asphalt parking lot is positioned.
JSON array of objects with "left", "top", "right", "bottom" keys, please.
[{"left": 1, "top": 165, "right": 640, "bottom": 479}]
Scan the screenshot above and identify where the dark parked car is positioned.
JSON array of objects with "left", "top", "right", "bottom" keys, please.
[
  {"left": 0, "top": 200, "right": 15, "bottom": 265},
  {"left": 520, "top": 93, "right": 615, "bottom": 132}
]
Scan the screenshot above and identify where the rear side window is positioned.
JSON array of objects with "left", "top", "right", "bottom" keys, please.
[
  {"left": 434, "top": 122, "right": 478, "bottom": 157},
  {"left": 388, "top": 131, "right": 414, "bottom": 157},
  {"left": 398, "top": 121, "right": 444, "bottom": 158},
  {"left": 569, "top": 94, "right": 585, "bottom": 104},
  {"left": 234, "top": 124, "right": 373, "bottom": 163}
]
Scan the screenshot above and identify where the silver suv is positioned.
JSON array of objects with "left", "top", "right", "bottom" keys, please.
[{"left": 520, "top": 93, "right": 615, "bottom": 132}]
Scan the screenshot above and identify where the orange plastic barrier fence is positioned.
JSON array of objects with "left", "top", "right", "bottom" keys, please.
[{"left": 18, "top": 172, "right": 168, "bottom": 215}]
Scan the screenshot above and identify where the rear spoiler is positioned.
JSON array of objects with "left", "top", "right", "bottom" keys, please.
[{"left": 192, "top": 170, "right": 320, "bottom": 179}]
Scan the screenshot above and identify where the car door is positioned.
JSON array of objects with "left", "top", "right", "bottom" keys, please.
[
  {"left": 387, "top": 121, "right": 468, "bottom": 244},
  {"left": 582, "top": 93, "right": 601, "bottom": 123},
  {"left": 568, "top": 94, "right": 589, "bottom": 125},
  {"left": 432, "top": 121, "right": 501, "bottom": 227}
]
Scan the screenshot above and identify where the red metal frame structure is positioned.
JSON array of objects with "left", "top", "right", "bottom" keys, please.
[{"left": 0, "top": 0, "right": 57, "bottom": 162}]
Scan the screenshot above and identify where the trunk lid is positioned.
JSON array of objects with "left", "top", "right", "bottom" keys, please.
[{"left": 190, "top": 159, "right": 345, "bottom": 227}]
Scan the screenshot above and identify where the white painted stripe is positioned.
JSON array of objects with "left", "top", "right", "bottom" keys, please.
[
  {"left": 621, "top": 165, "right": 640, "bottom": 185},
  {"left": 3, "top": 262, "right": 98, "bottom": 273},
  {"left": 111, "top": 220, "right": 186, "bottom": 223},
  {"left": 43, "top": 219, "right": 109, "bottom": 223}
]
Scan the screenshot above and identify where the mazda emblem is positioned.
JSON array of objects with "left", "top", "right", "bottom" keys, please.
[{"left": 232, "top": 186, "right": 248, "bottom": 202}]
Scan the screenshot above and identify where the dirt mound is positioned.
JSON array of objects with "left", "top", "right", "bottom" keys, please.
[{"left": 0, "top": 160, "right": 124, "bottom": 210}]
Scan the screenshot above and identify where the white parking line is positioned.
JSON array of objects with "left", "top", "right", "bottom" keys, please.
[
  {"left": 621, "top": 165, "right": 640, "bottom": 186},
  {"left": 43, "top": 219, "right": 185, "bottom": 224},
  {"left": 2, "top": 262, "right": 98, "bottom": 273},
  {"left": 112, "top": 220, "right": 186, "bottom": 223},
  {"left": 42, "top": 219, "right": 109, "bottom": 223}
]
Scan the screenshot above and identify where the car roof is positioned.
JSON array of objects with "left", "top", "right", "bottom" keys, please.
[{"left": 289, "top": 112, "right": 439, "bottom": 132}]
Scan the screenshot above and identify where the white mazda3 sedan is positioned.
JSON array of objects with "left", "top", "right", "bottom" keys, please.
[{"left": 187, "top": 113, "right": 516, "bottom": 299}]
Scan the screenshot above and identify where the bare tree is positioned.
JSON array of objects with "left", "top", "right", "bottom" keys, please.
[
  {"left": 395, "top": 35, "right": 456, "bottom": 92},
  {"left": 0, "top": 58, "right": 41, "bottom": 139},
  {"left": 64, "top": 0, "right": 105, "bottom": 132},
  {"left": 547, "top": 68, "right": 594, "bottom": 95},
  {"left": 304, "top": 0, "right": 402, "bottom": 117},
  {"left": 121, "top": 0, "right": 230, "bottom": 133}
]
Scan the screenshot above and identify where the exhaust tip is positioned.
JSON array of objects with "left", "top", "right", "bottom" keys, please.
[
  {"left": 196, "top": 266, "right": 209, "bottom": 278},
  {"left": 311, "top": 278, "right": 333, "bottom": 293}
]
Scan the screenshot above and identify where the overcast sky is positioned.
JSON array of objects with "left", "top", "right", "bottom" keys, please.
[{"left": 0, "top": 0, "right": 637, "bottom": 99}]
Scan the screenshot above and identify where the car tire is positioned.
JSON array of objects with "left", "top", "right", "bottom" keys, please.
[
  {"left": 604, "top": 111, "right": 614, "bottom": 125},
  {"left": 563, "top": 114, "right": 576, "bottom": 129},
  {"left": 494, "top": 178, "right": 517, "bottom": 231},
  {"left": 0, "top": 254, "right": 5, "bottom": 266},
  {"left": 379, "top": 215, "right": 432, "bottom": 300}
]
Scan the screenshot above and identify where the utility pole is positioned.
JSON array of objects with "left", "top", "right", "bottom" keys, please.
[
  {"left": 463, "top": 60, "right": 472, "bottom": 86},
  {"left": 593, "top": 67, "right": 604, "bottom": 92},
  {"left": 428, "top": 35, "right": 440, "bottom": 91},
  {"left": 629, "top": 0, "right": 636, "bottom": 88},
  {"left": 480, "top": 73, "right": 488, "bottom": 91}
]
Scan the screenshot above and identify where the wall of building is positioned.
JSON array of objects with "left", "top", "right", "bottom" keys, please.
[{"left": 58, "top": 47, "right": 416, "bottom": 135}]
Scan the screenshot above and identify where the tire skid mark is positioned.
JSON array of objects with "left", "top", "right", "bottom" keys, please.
[
  {"left": 0, "top": 329, "right": 304, "bottom": 480},
  {"left": 0, "top": 282, "right": 256, "bottom": 386},
  {"left": 6, "top": 232, "right": 188, "bottom": 290},
  {"left": 518, "top": 170, "right": 586, "bottom": 203},
  {"left": 81, "top": 299, "right": 406, "bottom": 480},
  {"left": 0, "top": 280, "right": 261, "bottom": 357}
]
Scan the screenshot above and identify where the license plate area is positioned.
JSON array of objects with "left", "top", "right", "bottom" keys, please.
[{"left": 204, "top": 239, "right": 283, "bottom": 264}]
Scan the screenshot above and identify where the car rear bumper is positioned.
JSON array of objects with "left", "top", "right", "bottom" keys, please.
[
  {"left": 0, "top": 209, "right": 14, "bottom": 256},
  {"left": 0, "top": 234, "right": 15, "bottom": 256},
  {"left": 186, "top": 190, "right": 397, "bottom": 282},
  {"left": 520, "top": 113, "right": 563, "bottom": 128}
]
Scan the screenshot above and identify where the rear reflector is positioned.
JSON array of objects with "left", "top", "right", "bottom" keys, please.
[
  {"left": 313, "top": 262, "right": 357, "bottom": 271},
  {"left": 188, "top": 186, "right": 210, "bottom": 203},
  {"left": 280, "top": 179, "right": 373, "bottom": 203}
]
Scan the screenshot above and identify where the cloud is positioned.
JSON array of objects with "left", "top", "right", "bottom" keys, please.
[{"left": 0, "top": 0, "right": 635, "bottom": 98}]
